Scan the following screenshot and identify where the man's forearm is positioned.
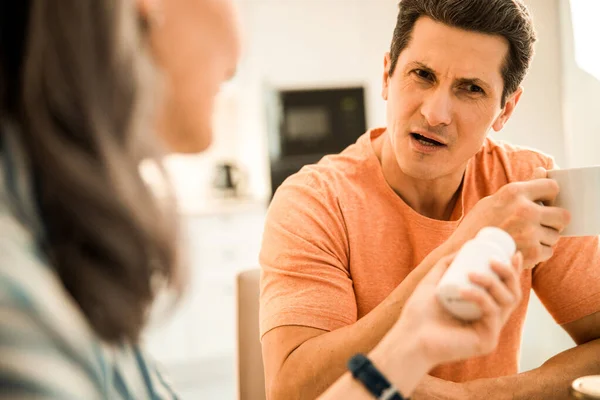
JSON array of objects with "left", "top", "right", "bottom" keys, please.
[
  {"left": 319, "top": 333, "right": 434, "bottom": 400},
  {"left": 464, "top": 339, "right": 600, "bottom": 399},
  {"left": 272, "top": 297, "right": 400, "bottom": 399},
  {"left": 270, "top": 243, "right": 454, "bottom": 400}
]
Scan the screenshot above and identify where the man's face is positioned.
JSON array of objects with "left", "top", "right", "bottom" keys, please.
[{"left": 382, "top": 16, "right": 521, "bottom": 181}]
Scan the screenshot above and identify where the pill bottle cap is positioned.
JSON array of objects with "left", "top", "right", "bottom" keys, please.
[
  {"left": 475, "top": 227, "right": 516, "bottom": 257},
  {"left": 571, "top": 376, "right": 600, "bottom": 399}
]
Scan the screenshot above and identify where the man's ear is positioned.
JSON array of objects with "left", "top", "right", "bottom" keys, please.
[
  {"left": 382, "top": 52, "right": 392, "bottom": 101},
  {"left": 492, "top": 86, "right": 523, "bottom": 132}
]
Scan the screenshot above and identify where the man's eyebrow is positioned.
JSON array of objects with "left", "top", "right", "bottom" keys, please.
[{"left": 406, "top": 61, "right": 436, "bottom": 74}]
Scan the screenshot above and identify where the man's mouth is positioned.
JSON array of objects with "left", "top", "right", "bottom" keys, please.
[{"left": 410, "top": 132, "right": 446, "bottom": 147}]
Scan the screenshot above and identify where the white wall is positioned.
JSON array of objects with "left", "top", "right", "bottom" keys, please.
[
  {"left": 513, "top": 0, "right": 576, "bottom": 372},
  {"left": 237, "top": 0, "right": 396, "bottom": 127},
  {"left": 165, "top": 0, "right": 398, "bottom": 207},
  {"left": 228, "top": 0, "right": 399, "bottom": 201},
  {"left": 494, "top": 0, "right": 567, "bottom": 167},
  {"left": 559, "top": 0, "right": 600, "bottom": 168}
]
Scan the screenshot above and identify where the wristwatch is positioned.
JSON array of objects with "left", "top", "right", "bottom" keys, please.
[{"left": 347, "top": 353, "right": 408, "bottom": 400}]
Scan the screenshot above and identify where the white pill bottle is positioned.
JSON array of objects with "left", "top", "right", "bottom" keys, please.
[{"left": 436, "top": 227, "right": 516, "bottom": 321}]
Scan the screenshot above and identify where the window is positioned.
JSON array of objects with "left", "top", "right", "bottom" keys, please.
[{"left": 570, "top": 0, "right": 600, "bottom": 80}]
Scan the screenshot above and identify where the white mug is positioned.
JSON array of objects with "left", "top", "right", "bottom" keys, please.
[{"left": 547, "top": 166, "right": 600, "bottom": 237}]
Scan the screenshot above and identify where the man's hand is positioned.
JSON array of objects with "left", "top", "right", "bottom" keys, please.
[{"left": 450, "top": 171, "right": 570, "bottom": 269}]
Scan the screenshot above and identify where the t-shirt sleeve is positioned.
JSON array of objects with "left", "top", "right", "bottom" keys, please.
[
  {"left": 259, "top": 172, "right": 356, "bottom": 338},
  {"left": 532, "top": 156, "right": 600, "bottom": 325},
  {"left": 533, "top": 236, "right": 600, "bottom": 325}
]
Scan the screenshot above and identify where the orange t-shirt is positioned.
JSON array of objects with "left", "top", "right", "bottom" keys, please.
[{"left": 259, "top": 128, "right": 600, "bottom": 382}]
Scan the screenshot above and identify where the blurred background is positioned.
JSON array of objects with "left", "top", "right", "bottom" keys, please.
[{"left": 141, "top": 0, "right": 600, "bottom": 398}]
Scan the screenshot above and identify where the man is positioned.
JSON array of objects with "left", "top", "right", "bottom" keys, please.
[{"left": 259, "top": 0, "right": 600, "bottom": 399}]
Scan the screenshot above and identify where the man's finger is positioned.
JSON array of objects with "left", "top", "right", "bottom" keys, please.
[
  {"left": 532, "top": 167, "right": 547, "bottom": 180},
  {"left": 520, "top": 178, "right": 560, "bottom": 203},
  {"left": 540, "top": 206, "right": 571, "bottom": 231}
]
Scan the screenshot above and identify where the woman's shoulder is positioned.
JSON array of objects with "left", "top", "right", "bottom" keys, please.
[
  {"left": 0, "top": 205, "right": 178, "bottom": 399},
  {"left": 0, "top": 203, "right": 110, "bottom": 397}
]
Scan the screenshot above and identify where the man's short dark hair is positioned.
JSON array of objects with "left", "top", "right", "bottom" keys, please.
[{"left": 389, "top": 0, "right": 537, "bottom": 107}]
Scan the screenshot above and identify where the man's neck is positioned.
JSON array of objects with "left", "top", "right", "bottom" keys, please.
[{"left": 373, "top": 130, "right": 466, "bottom": 221}]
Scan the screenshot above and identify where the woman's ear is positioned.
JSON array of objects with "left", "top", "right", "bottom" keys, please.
[{"left": 136, "top": 0, "right": 163, "bottom": 24}]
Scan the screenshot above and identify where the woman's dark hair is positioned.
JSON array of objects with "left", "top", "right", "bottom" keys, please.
[{"left": 0, "top": 0, "right": 179, "bottom": 343}]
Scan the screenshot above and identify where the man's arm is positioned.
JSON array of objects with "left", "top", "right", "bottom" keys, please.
[
  {"left": 262, "top": 241, "right": 454, "bottom": 400},
  {"left": 412, "top": 311, "right": 600, "bottom": 400}
]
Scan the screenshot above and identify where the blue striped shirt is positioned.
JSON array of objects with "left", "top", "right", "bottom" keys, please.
[{"left": 0, "top": 128, "right": 179, "bottom": 399}]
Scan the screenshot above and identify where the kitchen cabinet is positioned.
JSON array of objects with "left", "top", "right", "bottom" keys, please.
[{"left": 143, "top": 200, "right": 267, "bottom": 397}]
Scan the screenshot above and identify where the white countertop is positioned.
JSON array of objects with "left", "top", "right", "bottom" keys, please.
[{"left": 178, "top": 196, "right": 269, "bottom": 217}]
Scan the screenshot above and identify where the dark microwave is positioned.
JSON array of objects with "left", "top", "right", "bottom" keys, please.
[
  {"left": 273, "top": 86, "right": 367, "bottom": 158},
  {"left": 267, "top": 86, "right": 367, "bottom": 196}
]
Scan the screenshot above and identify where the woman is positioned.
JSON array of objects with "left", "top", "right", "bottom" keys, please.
[{"left": 0, "top": 0, "right": 522, "bottom": 399}]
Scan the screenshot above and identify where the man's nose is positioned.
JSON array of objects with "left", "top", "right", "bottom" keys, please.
[{"left": 420, "top": 88, "right": 453, "bottom": 127}]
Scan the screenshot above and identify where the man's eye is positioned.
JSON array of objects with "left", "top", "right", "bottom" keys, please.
[
  {"left": 414, "top": 69, "right": 433, "bottom": 81},
  {"left": 466, "top": 84, "right": 484, "bottom": 94}
]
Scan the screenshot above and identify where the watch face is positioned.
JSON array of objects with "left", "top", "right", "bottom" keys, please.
[{"left": 571, "top": 376, "right": 600, "bottom": 399}]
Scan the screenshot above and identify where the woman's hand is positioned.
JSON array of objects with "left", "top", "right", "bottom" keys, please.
[{"left": 390, "top": 251, "right": 524, "bottom": 367}]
